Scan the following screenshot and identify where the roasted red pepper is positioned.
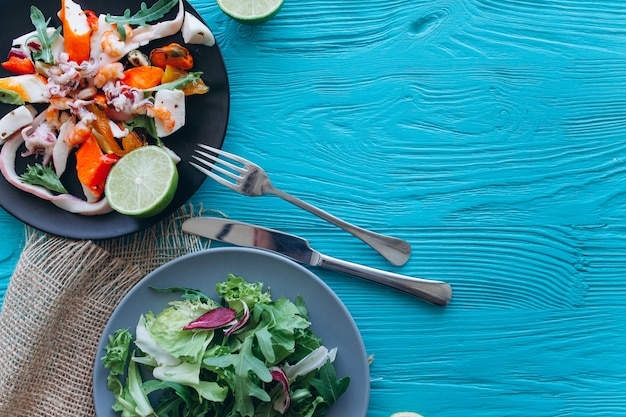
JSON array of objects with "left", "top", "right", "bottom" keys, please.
[
  {"left": 76, "top": 135, "right": 118, "bottom": 199},
  {"left": 1, "top": 55, "right": 36, "bottom": 75},
  {"left": 84, "top": 9, "right": 99, "bottom": 31}
]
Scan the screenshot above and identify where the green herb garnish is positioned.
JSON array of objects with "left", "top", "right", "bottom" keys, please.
[
  {"left": 105, "top": 0, "right": 179, "bottom": 40},
  {"left": 143, "top": 72, "right": 203, "bottom": 92},
  {"left": 123, "top": 115, "right": 161, "bottom": 144},
  {"left": 20, "top": 163, "right": 68, "bottom": 194},
  {"left": 29, "top": 6, "right": 62, "bottom": 65}
]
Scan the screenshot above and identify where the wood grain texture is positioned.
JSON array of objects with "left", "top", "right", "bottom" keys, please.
[
  {"left": 0, "top": 219, "right": 24, "bottom": 300},
  {"left": 193, "top": 0, "right": 626, "bottom": 229},
  {"left": 2, "top": 0, "right": 626, "bottom": 415}
]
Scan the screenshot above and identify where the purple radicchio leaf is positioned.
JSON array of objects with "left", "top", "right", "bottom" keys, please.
[
  {"left": 270, "top": 366, "right": 290, "bottom": 414},
  {"left": 182, "top": 307, "right": 236, "bottom": 330},
  {"left": 225, "top": 300, "right": 250, "bottom": 336}
]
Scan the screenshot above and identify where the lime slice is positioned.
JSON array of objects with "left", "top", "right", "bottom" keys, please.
[
  {"left": 105, "top": 146, "right": 179, "bottom": 218},
  {"left": 216, "top": 0, "right": 284, "bottom": 24}
]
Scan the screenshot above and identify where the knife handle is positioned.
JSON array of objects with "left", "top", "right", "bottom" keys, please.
[{"left": 317, "top": 255, "right": 452, "bottom": 306}]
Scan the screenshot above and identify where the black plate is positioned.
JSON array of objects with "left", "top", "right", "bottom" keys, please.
[{"left": 0, "top": 0, "right": 229, "bottom": 240}]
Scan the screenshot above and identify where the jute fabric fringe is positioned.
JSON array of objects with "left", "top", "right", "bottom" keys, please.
[{"left": 0, "top": 205, "right": 211, "bottom": 416}]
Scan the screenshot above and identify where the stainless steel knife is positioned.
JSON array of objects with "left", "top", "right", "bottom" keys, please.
[{"left": 182, "top": 217, "right": 452, "bottom": 306}]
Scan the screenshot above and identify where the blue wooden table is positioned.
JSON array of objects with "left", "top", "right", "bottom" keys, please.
[{"left": 2, "top": 1, "right": 626, "bottom": 415}]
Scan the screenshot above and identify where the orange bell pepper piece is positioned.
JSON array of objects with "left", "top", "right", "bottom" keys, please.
[
  {"left": 87, "top": 103, "right": 125, "bottom": 156},
  {"left": 75, "top": 135, "right": 119, "bottom": 199},
  {"left": 1, "top": 55, "right": 36, "bottom": 75},
  {"left": 121, "top": 130, "right": 145, "bottom": 153},
  {"left": 84, "top": 10, "right": 99, "bottom": 31},
  {"left": 149, "top": 43, "right": 194, "bottom": 70},
  {"left": 161, "top": 65, "right": 209, "bottom": 96},
  {"left": 121, "top": 66, "right": 165, "bottom": 89}
]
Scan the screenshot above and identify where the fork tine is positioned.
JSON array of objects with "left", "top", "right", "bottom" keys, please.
[
  {"left": 197, "top": 144, "right": 247, "bottom": 166},
  {"left": 191, "top": 154, "right": 243, "bottom": 183},
  {"left": 189, "top": 161, "right": 240, "bottom": 192},
  {"left": 194, "top": 149, "right": 245, "bottom": 174}
]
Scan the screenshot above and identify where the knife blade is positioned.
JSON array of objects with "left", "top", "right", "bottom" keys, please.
[{"left": 182, "top": 217, "right": 452, "bottom": 306}]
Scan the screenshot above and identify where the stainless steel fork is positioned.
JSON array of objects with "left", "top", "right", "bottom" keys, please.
[{"left": 190, "top": 144, "right": 412, "bottom": 266}]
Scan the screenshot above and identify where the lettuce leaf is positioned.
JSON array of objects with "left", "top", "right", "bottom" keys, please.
[
  {"left": 203, "top": 334, "right": 272, "bottom": 416},
  {"left": 310, "top": 361, "right": 350, "bottom": 408},
  {"left": 216, "top": 274, "right": 272, "bottom": 312},
  {"left": 252, "top": 297, "right": 311, "bottom": 364},
  {"left": 149, "top": 303, "right": 215, "bottom": 361},
  {"left": 102, "top": 328, "right": 132, "bottom": 376}
]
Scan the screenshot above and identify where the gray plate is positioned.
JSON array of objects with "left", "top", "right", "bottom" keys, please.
[{"left": 93, "top": 247, "right": 370, "bottom": 416}]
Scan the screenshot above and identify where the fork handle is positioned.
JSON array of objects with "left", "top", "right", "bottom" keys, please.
[{"left": 266, "top": 186, "right": 412, "bottom": 266}]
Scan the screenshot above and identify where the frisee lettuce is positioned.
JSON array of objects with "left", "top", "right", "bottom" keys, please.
[{"left": 102, "top": 274, "right": 350, "bottom": 417}]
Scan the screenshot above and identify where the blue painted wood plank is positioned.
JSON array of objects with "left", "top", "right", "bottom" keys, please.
[
  {"left": 1, "top": 0, "right": 626, "bottom": 415},
  {"left": 188, "top": 0, "right": 626, "bottom": 229},
  {"left": 0, "top": 219, "right": 23, "bottom": 305}
]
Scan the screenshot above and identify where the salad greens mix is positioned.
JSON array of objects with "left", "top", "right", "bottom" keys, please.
[{"left": 102, "top": 274, "right": 350, "bottom": 417}]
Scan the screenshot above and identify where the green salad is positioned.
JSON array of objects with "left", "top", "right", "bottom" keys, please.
[{"left": 102, "top": 274, "right": 350, "bottom": 417}]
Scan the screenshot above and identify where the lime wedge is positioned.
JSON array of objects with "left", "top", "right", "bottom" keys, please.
[
  {"left": 105, "top": 146, "right": 179, "bottom": 218},
  {"left": 216, "top": 0, "right": 284, "bottom": 24}
]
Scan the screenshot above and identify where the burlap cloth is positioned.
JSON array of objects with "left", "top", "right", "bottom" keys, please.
[{"left": 0, "top": 204, "right": 213, "bottom": 416}]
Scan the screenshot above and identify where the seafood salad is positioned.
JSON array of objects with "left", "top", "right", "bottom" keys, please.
[{"left": 0, "top": 0, "right": 215, "bottom": 215}]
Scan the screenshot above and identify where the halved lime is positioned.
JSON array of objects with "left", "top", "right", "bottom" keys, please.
[
  {"left": 216, "top": 0, "right": 284, "bottom": 24},
  {"left": 105, "top": 146, "right": 179, "bottom": 218}
]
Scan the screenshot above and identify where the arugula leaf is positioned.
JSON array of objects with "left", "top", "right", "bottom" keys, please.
[
  {"left": 252, "top": 297, "right": 311, "bottom": 364},
  {"left": 106, "top": 0, "right": 179, "bottom": 40},
  {"left": 150, "top": 286, "right": 213, "bottom": 303},
  {"left": 143, "top": 72, "right": 204, "bottom": 92},
  {"left": 20, "top": 163, "right": 68, "bottom": 194},
  {"left": 203, "top": 335, "right": 272, "bottom": 416},
  {"left": 309, "top": 361, "right": 350, "bottom": 408},
  {"left": 144, "top": 380, "right": 190, "bottom": 413},
  {"left": 123, "top": 115, "right": 161, "bottom": 144},
  {"left": 145, "top": 379, "right": 223, "bottom": 415},
  {"left": 290, "top": 328, "right": 322, "bottom": 363},
  {"left": 29, "top": 6, "right": 61, "bottom": 65}
]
